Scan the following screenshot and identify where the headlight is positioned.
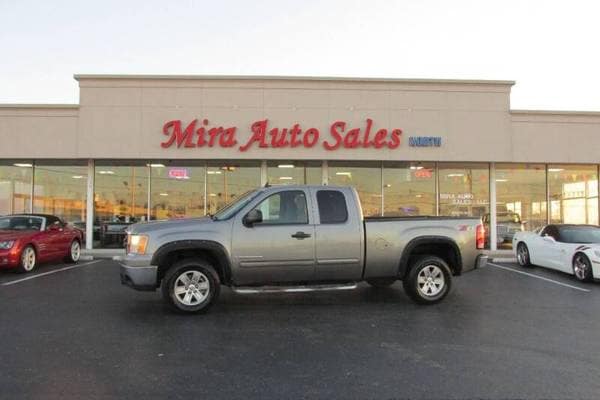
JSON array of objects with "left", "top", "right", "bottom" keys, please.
[
  {"left": 127, "top": 234, "right": 148, "bottom": 255},
  {"left": 0, "top": 240, "right": 15, "bottom": 250}
]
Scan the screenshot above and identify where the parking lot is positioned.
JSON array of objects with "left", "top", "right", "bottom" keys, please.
[{"left": 1, "top": 259, "right": 600, "bottom": 399}]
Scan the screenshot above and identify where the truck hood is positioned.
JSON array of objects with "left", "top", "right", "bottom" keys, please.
[{"left": 127, "top": 217, "right": 213, "bottom": 234}]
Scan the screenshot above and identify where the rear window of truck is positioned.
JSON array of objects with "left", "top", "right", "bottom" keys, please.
[{"left": 317, "top": 190, "right": 348, "bottom": 224}]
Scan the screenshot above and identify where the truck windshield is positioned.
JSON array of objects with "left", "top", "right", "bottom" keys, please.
[{"left": 212, "top": 189, "right": 261, "bottom": 220}]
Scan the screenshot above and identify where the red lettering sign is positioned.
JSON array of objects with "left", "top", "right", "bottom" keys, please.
[{"left": 160, "top": 119, "right": 408, "bottom": 151}]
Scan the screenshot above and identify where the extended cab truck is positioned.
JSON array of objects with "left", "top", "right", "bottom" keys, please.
[{"left": 119, "top": 185, "right": 488, "bottom": 313}]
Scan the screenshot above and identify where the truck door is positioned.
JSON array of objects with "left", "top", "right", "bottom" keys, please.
[
  {"left": 231, "top": 189, "right": 316, "bottom": 285},
  {"left": 312, "top": 188, "right": 363, "bottom": 281}
]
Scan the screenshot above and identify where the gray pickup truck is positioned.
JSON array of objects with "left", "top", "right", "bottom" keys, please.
[{"left": 120, "top": 185, "right": 488, "bottom": 313}]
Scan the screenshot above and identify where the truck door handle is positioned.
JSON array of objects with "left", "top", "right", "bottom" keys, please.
[{"left": 291, "top": 232, "right": 311, "bottom": 239}]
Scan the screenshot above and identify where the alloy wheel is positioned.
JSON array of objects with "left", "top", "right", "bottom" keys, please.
[
  {"left": 71, "top": 241, "right": 81, "bottom": 262},
  {"left": 21, "top": 247, "right": 36, "bottom": 271},
  {"left": 173, "top": 270, "right": 210, "bottom": 306},
  {"left": 517, "top": 244, "right": 529, "bottom": 265},
  {"left": 417, "top": 265, "right": 445, "bottom": 297},
  {"left": 573, "top": 255, "right": 588, "bottom": 280}
]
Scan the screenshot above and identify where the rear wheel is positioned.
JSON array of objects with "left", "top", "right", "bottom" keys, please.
[
  {"left": 572, "top": 253, "right": 593, "bottom": 282},
  {"left": 17, "top": 245, "right": 37, "bottom": 274},
  {"left": 403, "top": 256, "right": 452, "bottom": 305},
  {"left": 64, "top": 240, "right": 81, "bottom": 263},
  {"left": 366, "top": 278, "right": 396, "bottom": 288},
  {"left": 516, "top": 242, "right": 532, "bottom": 267},
  {"left": 161, "top": 258, "right": 220, "bottom": 314}
]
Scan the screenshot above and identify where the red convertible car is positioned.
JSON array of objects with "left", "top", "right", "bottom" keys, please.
[{"left": 0, "top": 214, "right": 83, "bottom": 273}]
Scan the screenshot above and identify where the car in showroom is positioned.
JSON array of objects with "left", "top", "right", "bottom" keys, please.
[
  {"left": 0, "top": 214, "right": 83, "bottom": 273},
  {"left": 514, "top": 224, "right": 600, "bottom": 282}
]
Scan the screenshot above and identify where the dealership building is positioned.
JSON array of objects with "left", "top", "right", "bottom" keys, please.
[{"left": 0, "top": 75, "right": 598, "bottom": 251}]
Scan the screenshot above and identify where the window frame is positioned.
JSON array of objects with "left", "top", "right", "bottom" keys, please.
[
  {"left": 248, "top": 190, "right": 310, "bottom": 227},
  {"left": 316, "top": 189, "right": 349, "bottom": 225}
]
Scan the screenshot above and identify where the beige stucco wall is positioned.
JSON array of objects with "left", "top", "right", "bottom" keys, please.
[{"left": 0, "top": 75, "right": 598, "bottom": 164}]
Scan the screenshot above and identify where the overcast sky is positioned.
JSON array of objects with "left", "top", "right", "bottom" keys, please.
[{"left": 1, "top": 0, "right": 599, "bottom": 111}]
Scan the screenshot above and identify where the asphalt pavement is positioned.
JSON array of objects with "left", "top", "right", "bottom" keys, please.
[{"left": 1, "top": 259, "right": 600, "bottom": 399}]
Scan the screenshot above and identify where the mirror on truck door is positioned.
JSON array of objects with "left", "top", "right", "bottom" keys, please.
[{"left": 243, "top": 209, "right": 263, "bottom": 227}]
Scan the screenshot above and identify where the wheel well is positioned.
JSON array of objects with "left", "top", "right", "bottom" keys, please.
[
  {"left": 156, "top": 248, "right": 229, "bottom": 285},
  {"left": 400, "top": 240, "right": 461, "bottom": 278},
  {"left": 572, "top": 251, "right": 590, "bottom": 264}
]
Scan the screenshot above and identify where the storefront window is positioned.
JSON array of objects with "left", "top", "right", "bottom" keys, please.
[
  {"left": 33, "top": 164, "right": 87, "bottom": 227},
  {"left": 495, "top": 164, "right": 546, "bottom": 249},
  {"left": 0, "top": 162, "right": 32, "bottom": 215},
  {"left": 383, "top": 162, "right": 436, "bottom": 216},
  {"left": 206, "top": 162, "right": 261, "bottom": 214},
  {"left": 439, "top": 163, "right": 490, "bottom": 219},
  {"left": 267, "top": 161, "right": 322, "bottom": 186},
  {"left": 549, "top": 165, "right": 598, "bottom": 225},
  {"left": 328, "top": 162, "right": 382, "bottom": 216},
  {"left": 150, "top": 164, "right": 205, "bottom": 220},
  {"left": 94, "top": 165, "right": 149, "bottom": 248}
]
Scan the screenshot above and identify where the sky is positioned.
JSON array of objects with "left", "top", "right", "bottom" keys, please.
[{"left": 1, "top": 0, "right": 599, "bottom": 111}]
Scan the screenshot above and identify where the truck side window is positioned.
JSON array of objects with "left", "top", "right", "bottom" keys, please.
[
  {"left": 317, "top": 190, "right": 348, "bottom": 224},
  {"left": 253, "top": 190, "right": 308, "bottom": 225}
]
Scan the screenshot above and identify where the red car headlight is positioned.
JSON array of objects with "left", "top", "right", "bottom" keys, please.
[{"left": 0, "top": 240, "right": 15, "bottom": 250}]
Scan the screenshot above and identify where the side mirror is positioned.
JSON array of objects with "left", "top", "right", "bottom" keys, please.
[
  {"left": 543, "top": 234, "right": 555, "bottom": 243},
  {"left": 48, "top": 223, "right": 61, "bottom": 231},
  {"left": 243, "top": 209, "right": 263, "bottom": 227}
]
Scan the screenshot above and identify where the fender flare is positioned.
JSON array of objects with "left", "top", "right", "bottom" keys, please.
[
  {"left": 397, "top": 236, "right": 462, "bottom": 278},
  {"left": 151, "top": 240, "right": 232, "bottom": 284}
]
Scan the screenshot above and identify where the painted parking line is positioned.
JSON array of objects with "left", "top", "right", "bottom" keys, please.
[
  {"left": 1, "top": 260, "right": 102, "bottom": 286},
  {"left": 486, "top": 262, "right": 590, "bottom": 293}
]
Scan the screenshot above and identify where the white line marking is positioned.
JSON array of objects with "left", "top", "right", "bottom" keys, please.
[
  {"left": 1, "top": 260, "right": 102, "bottom": 286},
  {"left": 486, "top": 262, "right": 590, "bottom": 293}
]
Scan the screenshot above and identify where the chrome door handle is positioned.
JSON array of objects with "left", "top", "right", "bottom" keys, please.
[{"left": 291, "top": 232, "right": 311, "bottom": 239}]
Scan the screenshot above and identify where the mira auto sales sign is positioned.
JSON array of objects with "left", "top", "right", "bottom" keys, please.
[{"left": 160, "top": 119, "right": 442, "bottom": 151}]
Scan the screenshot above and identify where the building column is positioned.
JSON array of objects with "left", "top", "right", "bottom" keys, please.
[
  {"left": 85, "top": 159, "right": 94, "bottom": 250},
  {"left": 322, "top": 160, "right": 328, "bottom": 185},
  {"left": 29, "top": 163, "right": 35, "bottom": 213},
  {"left": 260, "top": 160, "right": 267, "bottom": 186},
  {"left": 489, "top": 163, "right": 497, "bottom": 251}
]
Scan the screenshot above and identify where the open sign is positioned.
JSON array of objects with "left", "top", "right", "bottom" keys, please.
[{"left": 168, "top": 168, "right": 189, "bottom": 179}]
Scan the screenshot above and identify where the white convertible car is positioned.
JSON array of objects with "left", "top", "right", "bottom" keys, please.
[{"left": 513, "top": 224, "right": 600, "bottom": 282}]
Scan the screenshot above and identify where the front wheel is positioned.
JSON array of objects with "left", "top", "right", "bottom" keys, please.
[
  {"left": 516, "top": 242, "right": 532, "bottom": 267},
  {"left": 572, "top": 253, "right": 593, "bottom": 282},
  {"left": 161, "top": 258, "right": 221, "bottom": 314},
  {"left": 17, "top": 245, "right": 37, "bottom": 274},
  {"left": 403, "top": 256, "right": 452, "bottom": 305}
]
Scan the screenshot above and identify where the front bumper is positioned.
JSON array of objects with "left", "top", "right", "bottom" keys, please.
[
  {"left": 0, "top": 249, "right": 19, "bottom": 269},
  {"left": 116, "top": 254, "right": 158, "bottom": 291}
]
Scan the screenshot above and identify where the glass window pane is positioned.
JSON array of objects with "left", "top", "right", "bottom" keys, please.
[
  {"left": 495, "top": 164, "right": 546, "bottom": 249},
  {"left": 383, "top": 162, "right": 436, "bottom": 216},
  {"left": 33, "top": 165, "right": 87, "bottom": 227},
  {"left": 150, "top": 165, "right": 205, "bottom": 220},
  {"left": 206, "top": 162, "right": 261, "bottom": 215},
  {"left": 267, "top": 161, "right": 322, "bottom": 185},
  {"left": 549, "top": 165, "right": 598, "bottom": 225},
  {"left": 328, "top": 162, "right": 381, "bottom": 217},
  {"left": 94, "top": 165, "right": 149, "bottom": 248},
  {"left": 438, "top": 163, "right": 489, "bottom": 219},
  {"left": 0, "top": 163, "right": 32, "bottom": 215},
  {"left": 317, "top": 190, "right": 348, "bottom": 224},
  {"left": 253, "top": 191, "right": 308, "bottom": 224}
]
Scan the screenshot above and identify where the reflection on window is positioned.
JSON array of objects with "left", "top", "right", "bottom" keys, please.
[
  {"left": 495, "top": 164, "right": 546, "bottom": 249},
  {"left": 0, "top": 163, "right": 32, "bottom": 215},
  {"left": 150, "top": 165, "right": 205, "bottom": 220},
  {"left": 94, "top": 166, "right": 148, "bottom": 248},
  {"left": 383, "top": 162, "right": 435, "bottom": 216},
  {"left": 267, "top": 161, "right": 321, "bottom": 186},
  {"left": 33, "top": 165, "right": 87, "bottom": 226},
  {"left": 328, "top": 162, "right": 381, "bottom": 217},
  {"left": 206, "top": 163, "right": 260, "bottom": 215},
  {"left": 549, "top": 165, "right": 598, "bottom": 225},
  {"left": 438, "top": 163, "right": 489, "bottom": 218}
]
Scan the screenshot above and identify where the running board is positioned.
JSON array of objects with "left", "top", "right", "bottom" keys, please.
[{"left": 232, "top": 283, "right": 358, "bottom": 294}]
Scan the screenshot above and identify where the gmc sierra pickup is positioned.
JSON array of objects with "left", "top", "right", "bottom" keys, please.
[{"left": 119, "top": 185, "right": 488, "bottom": 313}]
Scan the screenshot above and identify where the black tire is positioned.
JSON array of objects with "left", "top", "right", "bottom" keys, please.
[
  {"left": 161, "top": 258, "right": 220, "bottom": 314},
  {"left": 402, "top": 256, "right": 452, "bottom": 305},
  {"left": 16, "top": 245, "right": 37, "bottom": 274},
  {"left": 516, "top": 242, "right": 532, "bottom": 267},
  {"left": 64, "top": 239, "right": 81, "bottom": 263},
  {"left": 572, "top": 253, "right": 593, "bottom": 283},
  {"left": 366, "top": 278, "right": 396, "bottom": 288}
]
